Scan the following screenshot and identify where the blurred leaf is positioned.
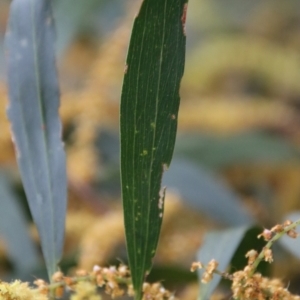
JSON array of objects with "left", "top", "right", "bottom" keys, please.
[
  {"left": 175, "top": 131, "right": 299, "bottom": 170},
  {"left": 197, "top": 226, "right": 252, "bottom": 300},
  {"left": 0, "top": 36, "right": 4, "bottom": 79},
  {"left": 120, "top": 0, "right": 187, "bottom": 298},
  {"left": 53, "top": 0, "right": 104, "bottom": 56},
  {"left": 54, "top": 0, "right": 129, "bottom": 57},
  {"left": 163, "top": 158, "right": 253, "bottom": 226},
  {"left": 5, "top": 0, "right": 67, "bottom": 279},
  {"left": 96, "top": 129, "right": 120, "bottom": 168},
  {"left": 0, "top": 173, "right": 39, "bottom": 274},
  {"left": 278, "top": 211, "right": 300, "bottom": 259}
]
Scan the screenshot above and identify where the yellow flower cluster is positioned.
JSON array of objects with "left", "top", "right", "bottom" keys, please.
[
  {"left": 47, "top": 265, "right": 131, "bottom": 298},
  {"left": 191, "top": 219, "right": 300, "bottom": 299},
  {"left": 0, "top": 280, "right": 47, "bottom": 300},
  {"left": 191, "top": 259, "right": 222, "bottom": 284},
  {"left": 192, "top": 259, "right": 300, "bottom": 300},
  {"left": 70, "top": 281, "right": 101, "bottom": 300},
  {"left": 141, "top": 282, "right": 177, "bottom": 300},
  {"left": 231, "top": 269, "right": 300, "bottom": 300},
  {"left": 0, "top": 264, "right": 176, "bottom": 300}
]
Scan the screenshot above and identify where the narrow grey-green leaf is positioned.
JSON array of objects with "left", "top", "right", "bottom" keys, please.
[
  {"left": 197, "top": 226, "right": 251, "bottom": 300},
  {"left": 175, "top": 132, "right": 299, "bottom": 170},
  {"left": 120, "top": 0, "right": 187, "bottom": 298},
  {"left": 163, "top": 159, "right": 253, "bottom": 226},
  {"left": 5, "top": 0, "right": 67, "bottom": 279},
  {"left": 0, "top": 35, "right": 4, "bottom": 79},
  {"left": 0, "top": 173, "right": 39, "bottom": 273}
]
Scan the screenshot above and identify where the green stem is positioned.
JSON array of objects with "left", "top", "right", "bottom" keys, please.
[{"left": 249, "top": 219, "right": 300, "bottom": 277}]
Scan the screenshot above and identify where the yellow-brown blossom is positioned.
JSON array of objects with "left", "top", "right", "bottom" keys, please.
[
  {"left": 258, "top": 229, "right": 273, "bottom": 241},
  {"left": 270, "top": 224, "right": 284, "bottom": 233},
  {"left": 245, "top": 249, "right": 258, "bottom": 265},
  {"left": 201, "top": 259, "right": 218, "bottom": 284},
  {"left": 70, "top": 281, "right": 101, "bottom": 300},
  {"left": 263, "top": 248, "right": 273, "bottom": 263},
  {"left": 190, "top": 261, "right": 203, "bottom": 272},
  {"left": 142, "top": 282, "right": 176, "bottom": 300},
  {"left": 287, "top": 229, "right": 298, "bottom": 239}
]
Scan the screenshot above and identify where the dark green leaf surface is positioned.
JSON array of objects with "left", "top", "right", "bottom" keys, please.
[
  {"left": 5, "top": 0, "right": 67, "bottom": 279},
  {"left": 120, "top": 0, "right": 187, "bottom": 298}
]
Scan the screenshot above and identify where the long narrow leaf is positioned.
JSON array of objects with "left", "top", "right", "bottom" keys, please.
[
  {"left": 163, "top": 159, "right": 253, "bottom": 226},
  {"left": 0, "top": 173, "right": 39, "bottom": 274},
  {"left": 5, "top": 0, "right": 67, "bottom": 279},
  {"left": 120, "top": 0, "right": 187, "bottom": 298},
  {"left": 0, "top": 35, "right": 4, "bottom": 79}
]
